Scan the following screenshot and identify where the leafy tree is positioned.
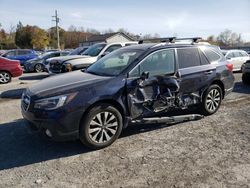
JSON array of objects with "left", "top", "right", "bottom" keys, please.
[{"left": 31, "top": 28, "right": 49, "bottom": 49}]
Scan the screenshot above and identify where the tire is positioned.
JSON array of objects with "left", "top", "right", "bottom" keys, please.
[
  {"left": 34, "top": 64, "right": 44, "bottom": 73},
  {"left": 242, "top": 73, "right": 250, "bottom": 85},
  {"left": 200, "top": 84, "right": 222, "bottom": 116},
  {"left": 0, "top": 71, "right": 12, "bottom": 84},
  {"left": 79, "top": 103, "right": 123, "bottom": 149}
]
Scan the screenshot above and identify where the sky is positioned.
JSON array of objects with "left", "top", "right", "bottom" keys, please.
[{"left": 0, "top": 0, "right": 250, "bottom": 41}]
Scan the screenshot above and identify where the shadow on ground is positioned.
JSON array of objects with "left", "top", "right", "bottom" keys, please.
[
  {"left": 0, "top": 113, "right": 197, "bottom": 171},
  {"left": 233, "top": 81, "right": 250, "bottom": 94},
  {"left": 0, "top": 88, "right": 26, "bottom": 99},
  {"left": 19, "top": 74, "right": 49, "bottom": 81}
]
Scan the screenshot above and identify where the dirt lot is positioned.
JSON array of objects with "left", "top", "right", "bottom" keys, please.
[{"left": 0, "top": 72, "right": 250, "bottom": 188}]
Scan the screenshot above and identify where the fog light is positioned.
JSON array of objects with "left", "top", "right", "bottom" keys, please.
[{"left": 45, "top": 129, "right": 52, "bottom": 137}]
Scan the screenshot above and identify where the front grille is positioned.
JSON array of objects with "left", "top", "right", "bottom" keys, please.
[
  {"left": 49, "top": 61, "right": 63, "bottom": 73},
  {"left": 21, "top": 94, "right": 30, "bottom": 111}
]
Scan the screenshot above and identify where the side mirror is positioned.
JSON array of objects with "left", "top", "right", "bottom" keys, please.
[
  {"left": 140, "top": 71, "right": 149, "bottom": 80},
  {"left": 176, "top": 71, "right": 181, "bottom": 78}
]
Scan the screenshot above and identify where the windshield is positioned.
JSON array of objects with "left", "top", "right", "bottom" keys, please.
[
  {"left": 82, "top": 43, "right": 106, "bottom": 57},
  {"left": 86, "top": 48, "right": 144, "bottom": 76},
  {"left": 69, "top": 47, "right": 84, "bottom": 55}
]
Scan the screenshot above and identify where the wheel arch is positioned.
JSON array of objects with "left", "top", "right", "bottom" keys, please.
[
  {"left": 79, "top": 99, "right": 126, "bottom": 129},
  {"left": 0, "top": 70, "right": 12, "bottom": 77},
  {"left": 211, "top": 80, "right": 225, "bottom": 98}
]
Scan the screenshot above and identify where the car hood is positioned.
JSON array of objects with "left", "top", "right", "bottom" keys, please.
[
  {"left": 47, "top": 55, "right": 90, "bottom": 63},
  {"left": 28, "top": 70, "right": 111, "bottom": 97},
  {"left": 66, "top": 56, "right": 98, "bottom": 65}
]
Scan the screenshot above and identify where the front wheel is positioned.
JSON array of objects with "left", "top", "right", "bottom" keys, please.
[
  {"left": 79, "top": 104, "right": 123, "bottom": 149},
  {"left": 200, "top": 85, "right": 222, "bottom": 116},
  {"left": 0, "top": 71, "right": 11, "bottom": 84},
  {"left": 34, "top": 63, "right": 44, "bottom": 72}
]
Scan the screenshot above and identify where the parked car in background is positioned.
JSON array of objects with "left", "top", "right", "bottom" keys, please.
[
  {"left": 242, "top": 60, "right": 250, "bottom": 85},
  {"left": 24, "top": 51, "right": 70, "bottom": 73},
  {"left": 0, "top": 50, "right": 6, "bottom": 56},
  {"left": 48, "top": 42, "right": 138, "bottom": 74},
  {"left": 1, "top": 49, "right": 38, "bottom": 66},
  {"left": 222, "top": 50, "right": 250, "bottom": 71},
  {"left": 44, "top": 46, "right": 89, "bottom": 72},
  {"left": 21, "top": 41, "right": 234, "bottom": 149},
  {"left": 0, "top": 56, "right": 23, "bottom": 84}
]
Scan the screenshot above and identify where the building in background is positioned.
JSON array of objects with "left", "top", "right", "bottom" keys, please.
[{"left": 79, "top": 32, "right": 135, "bottom": 47}]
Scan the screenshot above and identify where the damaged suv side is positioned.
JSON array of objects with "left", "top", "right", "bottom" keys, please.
[{"left": 21, "top": 42, "right": 234, "bottom": 149}]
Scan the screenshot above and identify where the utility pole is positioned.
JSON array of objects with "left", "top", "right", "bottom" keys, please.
[{"left": 52, "top": 10, "right": 60, "bottom": 49}]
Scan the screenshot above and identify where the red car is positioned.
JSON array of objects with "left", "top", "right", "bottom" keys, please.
[{"left": 0, "top": 56, "right": 23, "bottom": 84}]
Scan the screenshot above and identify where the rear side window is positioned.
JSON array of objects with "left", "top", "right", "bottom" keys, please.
[
  {"left": 199, "top": 50, "right": 210, "bottom": 65},
  {"left": 177, "top": 48, "right": 200, "bottom": 69},
  {"left": 239, "top": 51, "right": 248, "bottom": 57},
  {"left": 203, "top": 48, "right": 221, "bottom": 62}
]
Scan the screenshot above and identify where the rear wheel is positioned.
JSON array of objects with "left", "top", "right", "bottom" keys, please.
[
  {"left": 0, "top": 71, "right": 11, "bottom": 84},
  {"left": 34, "top": 63, "right": 44, "bottom": 72},
  {"left": 79, "top": 104, "right": 123, "bottom": 149},
  {"left": 242, "top": 73, "right": 250, "bottom": 85},
  {"left": 200, "top": 85, "right": 222, "bottom": 115}
]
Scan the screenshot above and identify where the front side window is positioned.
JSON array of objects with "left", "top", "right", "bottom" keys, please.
[
  {"left": 104, "top": 45, "right": 122, "bottom": 53},
  {"left": 5, "top": 51, "right": 16, "bottom": 57},
  {"left": 87, "top": 49, "right": 144, "bottom": 76},
  {"left": 227, "top": 52, "right": 234, "bottom": 59},
  {"left": 177, "top": 48, "right": 200, "bottom": 69},
  {"left": 130, "top": 49, "right": 175, "bottom": 77}
]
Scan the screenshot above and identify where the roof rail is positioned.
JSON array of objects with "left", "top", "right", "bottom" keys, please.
[
  {"left": 139, "top": 37, "right": 176, "bottom": 44},
  {"left": 175, "top": 37, "right": 202, "bottom": 43}
]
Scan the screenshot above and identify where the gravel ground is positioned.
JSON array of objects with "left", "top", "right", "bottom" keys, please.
[{"left": 0, "top": 72, "right": 249, "bottom": 188}]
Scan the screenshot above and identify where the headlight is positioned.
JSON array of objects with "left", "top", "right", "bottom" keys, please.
[
  {"left": 34, "top": 92, "right": 77, "bottom": 110},
  {"left": 64, "top": 63, "right": 73, "bottom": 72}
]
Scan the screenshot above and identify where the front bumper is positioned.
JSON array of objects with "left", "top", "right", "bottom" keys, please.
[{"left": 21, "top": 105, "right": 84, "bottom": 141}]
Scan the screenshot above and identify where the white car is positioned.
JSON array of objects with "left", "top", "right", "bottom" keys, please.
[
  {"left": 48, "top": 42, "right": 138, "bottom": 74},
  {"left": 222, "top": 50, "right": 250, "bottom": 71}
]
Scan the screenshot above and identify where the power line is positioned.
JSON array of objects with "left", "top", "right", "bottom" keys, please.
[{"left": 52, "top": 10, "right": 60, "bottom": 49}]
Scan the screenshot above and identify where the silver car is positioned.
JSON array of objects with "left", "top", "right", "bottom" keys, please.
[{"left": 222, "top": 50, "right": 250, "bottom": 71}]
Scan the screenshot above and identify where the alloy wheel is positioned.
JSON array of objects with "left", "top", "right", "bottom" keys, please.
[
  {"left": 0, "top": 72, "right": 11, "bottom": 83},
  {"left": 205, "top": 88, "right": 221, "bottom": 113},
  {"left": 88, "top": 111, "right": 118, "bottom": 144},
  {"left": 35, "top": 64, "right": 43, "bottom": 72}
]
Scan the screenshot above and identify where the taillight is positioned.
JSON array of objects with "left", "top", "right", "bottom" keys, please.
[{"left": 226, "top": 63, "right": 233, "bottom": 72}]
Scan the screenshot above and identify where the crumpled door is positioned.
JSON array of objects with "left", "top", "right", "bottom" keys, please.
[{"left": 126, "top": 75, "right": 180, "bottom": 119}]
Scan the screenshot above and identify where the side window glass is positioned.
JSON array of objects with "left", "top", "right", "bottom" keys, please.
[
  {"left": 5, "top": 51, "right": 15, "bottom": 57},
  {"left": 227, "top": 52, "right": 234, "bottom": 59},
  {"left": 105, "top": 45, "right": 122, "bottom": 53},
  {"left": 233, "top": 52, "right": 240, "bottom": 57},
  {"left": 177, "top": 48, "right": 200, "bottom": 68},
  {"left": 203, "top": 48, "right": 221, "bottom": 62},
  {"left": 130, "top": 49, "right": 175, "bottom": 77},
  {"left": 199, "top": 49, "right": 210, "bottom": 65}
]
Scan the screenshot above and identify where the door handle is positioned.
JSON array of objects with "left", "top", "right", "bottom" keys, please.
[{"left": 205, "top": 70, "right": 213, "bottom": 75}]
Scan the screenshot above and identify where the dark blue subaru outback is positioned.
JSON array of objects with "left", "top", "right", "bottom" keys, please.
[{"left": 21, "top": 39, "right": 234, "bottom": 149}]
